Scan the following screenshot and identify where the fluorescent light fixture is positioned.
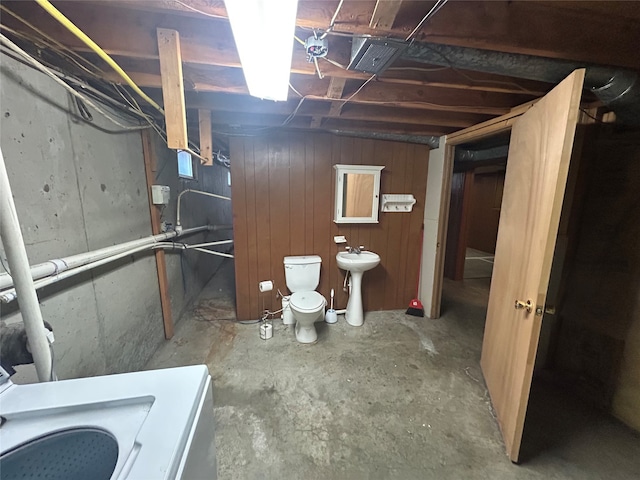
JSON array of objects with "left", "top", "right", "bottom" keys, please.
[{"left": 224, "top": 0, "right": 298, "bottom": 101}]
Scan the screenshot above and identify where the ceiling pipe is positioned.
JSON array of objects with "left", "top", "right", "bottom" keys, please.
[
  {"left": 328, "top": 129, "right": 440, "bottom": 148},
  {"left": 402, "top": 42, "right": 640, "bottom": 126}
]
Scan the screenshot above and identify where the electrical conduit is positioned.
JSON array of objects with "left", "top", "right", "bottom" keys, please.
[
  {"left": 176, "top": 189, "right": 231, "bottom": 232},
  {"left": 0, "top": 147, "right": 52, "bottom": 382}
]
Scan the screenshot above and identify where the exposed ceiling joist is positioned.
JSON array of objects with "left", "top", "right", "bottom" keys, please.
[
  {"left": 370, "top": 0, "right": 404, "bottom": 29},
  {"left": 86, "top": 0, "right": 640, "bottom": 69},
  {"left": 1, "top": 0, "right": 637, "bottom": 137}
]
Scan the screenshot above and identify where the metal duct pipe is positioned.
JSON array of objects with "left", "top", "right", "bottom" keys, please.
[
  {"left": 328, "top": 130, "right": 440, "bottom": 148},
  {"left": 402, "top": 42, "right": 640, "bottom": 125}
]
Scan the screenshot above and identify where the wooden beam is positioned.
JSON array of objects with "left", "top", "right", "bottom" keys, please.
[
  {"left": 325, "top": 77, "right": 347, "bottom": 118},
  {"left": 198, "top": 109, "right": 213, "bottom": 165},
  {"left": 3, "top": 0, "right": 639, "bottom": 82},
  {"left": 180, "top": 92, "right": 493, "bottom": 127},
  {"left": 328, "top": 102, "right": 344, "bottom": 117},
  {"left": 133, "top": 70, "right": 517, "bottom": 114},
  {"left": 141, "top": 130, "right": 174, "bottom": 339},
  {"left": 370, "top": 0, "right": 403, "bottom": 29},
  {"left": 157, "top": 28, "right": 188, "bottom": 149},
  {"left": 181, "top": 98, "right": 491, "bottom": 129},
  {"left": 310, "top": 116, "right": 324, "bottom": 128},
  {"left": 60, "top": 0, "right": 640, "bottom": 69},
  {"left": 98, "top": 56, "right": 548, "bottom": 96},
  {"left": 327, "top": 77, "right": 347, "bottom": 99}
]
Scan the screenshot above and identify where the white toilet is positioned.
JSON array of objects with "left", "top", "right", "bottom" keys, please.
[{"left": 284, "top": 255, "right": 326, "bottom": 344}]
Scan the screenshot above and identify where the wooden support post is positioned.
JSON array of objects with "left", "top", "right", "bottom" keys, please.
[
  {"left": 370, "top": 0, "right": 404, "bottom": 29},
  {"left": 310, "top": 116, "right": 323, "bottom": 128},
  {"left": 141, "top": 130, "right": 174, "bottom": 339},
  {"left": 327, "top": 77, "right": 347, "bottom": 118},
  {"left": 157, "top": 28, "right": 188, "bottom": 150},
  {"left": 327, "top": 77, "right": 347, "bottom": 99},
  {"left": 198, "top": 109, "right": 213, "bottom": 165}
]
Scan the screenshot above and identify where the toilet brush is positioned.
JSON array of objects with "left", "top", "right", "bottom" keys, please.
[{"left": 325, "top": 288, "right": 337, "bottom": 324}]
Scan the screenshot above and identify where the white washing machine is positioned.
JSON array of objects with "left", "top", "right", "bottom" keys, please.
[{"left": 0, "top": 365, "right": 216, "bottom": 479}]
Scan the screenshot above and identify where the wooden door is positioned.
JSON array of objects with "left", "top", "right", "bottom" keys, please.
[{"left": 480, "top": 70, "right": 585, "bottom": 462}]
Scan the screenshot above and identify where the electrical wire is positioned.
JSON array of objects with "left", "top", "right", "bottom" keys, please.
[
  {"left": 0, "top": 4, "right": 106, "bottom": 80},
  {"left": 339, "top": 74, "right": 376, "bottom": 108},
  {"left": 34, "top": 0, "right": 164, "bottom": 114},
  {"left": 320, "top": 56, "right": 348, "bottom": 70},
  {"left": 173, "top": 0, "right": 228, "bottom": 19},
  {"left": 111, "top": 83, "right": 209, "bottom": 163},
  {"left": 289, "top": 83, "right": 304, "bottom": 98},
  {"left": 313, "top": 56, "right": 324, "bottom": 79},
  {"left": 405, "top": 0, "right": 449, "bottom": 42},
  {"left": 49, "top": 342, "right": 58, "bottom": 381},
  {"left": 320, "top": 0, "right": 345, "bottom": 39},
  {"left": 0, "top": 34, "right": 150, "bottom": 131},
  {"left": 579, "top": 108, "right": 606, "bottom": 123}
]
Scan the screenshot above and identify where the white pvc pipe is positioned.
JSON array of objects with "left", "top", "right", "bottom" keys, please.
[
  {"left": 176, "top": 189, "right": 231, "bottom": 230},
  {"left": 0, "top": 147, "right": 52, "bottom": 382},
  {"left": 0, "top": 238, "right": 234, "bottom": 303},
  {"left": 185, "top": 240, "right": 234, "bottom": 249},
  {"left": 191, "top": 247, "right": 234, "bottom": 258},
  {"left": 0, "top": 226, "right": 209, "bottom": 290}
]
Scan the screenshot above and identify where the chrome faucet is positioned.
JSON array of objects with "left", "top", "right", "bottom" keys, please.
[{"left": 346, "top": 245, "right": 364, "bottom": 254}]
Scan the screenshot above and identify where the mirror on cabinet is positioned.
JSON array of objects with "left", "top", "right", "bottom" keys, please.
[{"left": 334, "top": 165, "right": 384, "bottom": 223}]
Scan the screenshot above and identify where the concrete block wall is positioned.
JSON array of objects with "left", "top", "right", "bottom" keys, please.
[{"left": 0, "top": 54, "right": 231, "bottom": 381}]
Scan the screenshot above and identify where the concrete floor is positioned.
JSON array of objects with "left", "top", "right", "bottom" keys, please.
[
  {"left": 147, "top": 260, "right": 640, "bottom": 480},
  {"left": 464, "top": 248, "right": 495, "bottom": 279}
]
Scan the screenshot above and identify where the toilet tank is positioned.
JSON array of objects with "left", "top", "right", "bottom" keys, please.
[{"left": 283, "top": 255, "right": 322, "bottom": 292}]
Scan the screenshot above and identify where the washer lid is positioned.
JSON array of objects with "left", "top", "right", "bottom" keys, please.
[{"left": 290, "top": 291, "right": 326, "bottom": 311}]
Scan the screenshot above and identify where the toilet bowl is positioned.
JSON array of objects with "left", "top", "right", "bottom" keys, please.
[
  {"left": 283, "top": 255, "right": 324, "bottom": 344},
  {"left": 290, "top": 290, "right": 326, "bottom": 343}
]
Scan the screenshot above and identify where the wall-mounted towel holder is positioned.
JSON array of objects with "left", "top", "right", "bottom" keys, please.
[{"left": 381, "top": 194, "right": 416, "bottom": 212}]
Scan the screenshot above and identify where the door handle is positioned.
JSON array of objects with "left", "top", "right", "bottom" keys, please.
[{"left": 514, "top": 299, "right": 533, "bottom": 313}]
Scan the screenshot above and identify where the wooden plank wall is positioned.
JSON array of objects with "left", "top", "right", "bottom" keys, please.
[
  {"left": 467, "top": 171, "right": 505, "bottom": 254},
  {"left": 230, "top": 131, "right": 429, "bottom": 320}
]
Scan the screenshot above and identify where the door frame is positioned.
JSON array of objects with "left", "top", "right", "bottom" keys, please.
[{"left": 425, "top": 100, "right": 537, "bottom": 318}]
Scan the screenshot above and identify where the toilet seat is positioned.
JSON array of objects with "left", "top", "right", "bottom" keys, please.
[{"left": 290, "top": 291, "right": 325, "bottom": 312}]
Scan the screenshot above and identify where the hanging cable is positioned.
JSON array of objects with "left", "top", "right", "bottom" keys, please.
[
  {"left": 33, "top": 0, "right": 164, "bottom": 114},
  {"left": 320, "top": 0, "right": 345, "bottom": 39},
  {"left": 173, "top": 0, "right": 227, "bottom": 19},
  {"left": 313, "top": 57, "right": 324, "bottom": 79},
  {"left": 0, "top": 4, "right": 106, "bottom": 79},
  {"left": 405, "top": 0, "right": 449, "bottom": 42},
  {"left": 0, "top": 34, "right": 149, "bottom": 131},
  {"left": 339, "top": 74, "right": 376, "bottom": 108}
]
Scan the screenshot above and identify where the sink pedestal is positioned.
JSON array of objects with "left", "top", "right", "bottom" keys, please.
[
  {"left": 345, "top": 271, "right": 364, "bottom": 326},
  {"left": 336, "top": 250, "right": 380, "bottom": 327}
]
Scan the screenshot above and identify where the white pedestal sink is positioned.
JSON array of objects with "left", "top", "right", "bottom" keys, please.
[{"left": 336, "top": 251, "right": 380, "bottom": 326}]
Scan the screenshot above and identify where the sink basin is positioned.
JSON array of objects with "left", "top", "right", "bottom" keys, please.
[{"left": 336, "top": 251, "right": 380, "bottom": 273}]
